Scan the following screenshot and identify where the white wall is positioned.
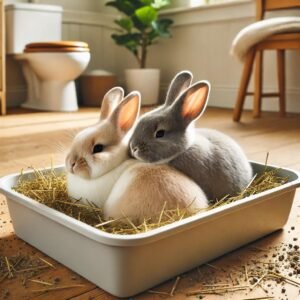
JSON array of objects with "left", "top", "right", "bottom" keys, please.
[
  {"left": 157, "top": 1, "right": 300, "bottom": 112},
  {"left": 29, "top": 0, "right": 112, "bottom": 12},
  {"left": 5, "top": 0, "right": 110, "bottom": 11},
  {"left": 5, "top": 0, "right": 300, "bottom": 113}
]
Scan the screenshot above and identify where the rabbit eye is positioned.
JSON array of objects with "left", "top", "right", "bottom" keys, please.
[
  {"left": 155, "top": 130, "right": 165, "bottom": 138},
  {"left": 93, "top": 144, "right": 104, "bottom": 154}
]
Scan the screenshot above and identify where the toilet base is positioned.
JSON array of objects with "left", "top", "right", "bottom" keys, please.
[{"left": 22, "top": 80, "right": 79, "bottom": 112}]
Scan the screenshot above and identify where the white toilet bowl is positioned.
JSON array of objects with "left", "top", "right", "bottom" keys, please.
[{"left": 16, "top": 41, "right": 90, "bottom": 111}]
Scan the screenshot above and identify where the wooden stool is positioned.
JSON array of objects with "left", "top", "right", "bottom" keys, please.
[{"left": 233, "top": 0, "right": 300, "bottom": 122}]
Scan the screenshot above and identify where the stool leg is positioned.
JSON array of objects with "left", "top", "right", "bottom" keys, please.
[
  {"left": 233, "top": 49, "right": 256, "bottom": 122},
  {"left": 277, "top": 50, "right": 286, "bottom": 117},
  {"left": 0, "top": 92, "right": 6, "bottom": 115},
  {"left": 253, "top": 50, "right": 263, "bottom": 118}
]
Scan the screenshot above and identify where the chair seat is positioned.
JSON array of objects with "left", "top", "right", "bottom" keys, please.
[
  {"left": 256, "top": 32, "right": 300, "bottom": 50},
  {"left": 231, "top": 17, "right": 300, "bottom": 61},
  {"left": 266, "top": 32, "right": 300, "bottom": 41}
]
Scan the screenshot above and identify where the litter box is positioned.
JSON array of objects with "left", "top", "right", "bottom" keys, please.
[{"left": 0, "top": 162, "right": 299, "bottom": 297}]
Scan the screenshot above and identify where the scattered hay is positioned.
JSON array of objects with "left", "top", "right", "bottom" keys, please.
[
  {"left": 0, "top": 254, "right": 85, "bottom": 297},
  {"left": 210, "top": 168, "right": 287, "bottom": 209},
  {"left": 13, "top": 166, "right": 288, "bottom": 235},
  {"left": 0, "top": 255, "right": 54, "bottom": 285},
  {"left": 179, "top": 238, "right": 300, "bottom": 298}
]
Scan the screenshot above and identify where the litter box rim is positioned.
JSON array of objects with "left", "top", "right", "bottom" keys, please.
[{"left": 0, "top": 161, "right": 299, "bottom": 247}]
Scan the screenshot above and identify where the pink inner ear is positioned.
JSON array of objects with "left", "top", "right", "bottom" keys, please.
[
  {"left": 182, "top": 87, "right": 208, "bottom": 120},
  {"left": 118, "top": 97, "right": 138, "bottom": 131}
]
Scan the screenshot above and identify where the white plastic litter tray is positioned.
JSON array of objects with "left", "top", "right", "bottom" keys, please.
[{"left": 0, "top": 162, "right": 299, "bottom": 297}]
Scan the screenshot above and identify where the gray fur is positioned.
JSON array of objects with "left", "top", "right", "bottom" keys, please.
[
  {"left": 165, "top": 70, "right": 193, "bottom": 106},
  {"left": 129, "top": 71, "right": 253, "bottom": 201},
  {"left": 169, "top": 129, "right": 252, "bottom": 200}
]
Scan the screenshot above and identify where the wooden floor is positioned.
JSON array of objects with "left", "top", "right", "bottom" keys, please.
[{"left": 0, "top": 107, "right": 299, "bottom": 300}]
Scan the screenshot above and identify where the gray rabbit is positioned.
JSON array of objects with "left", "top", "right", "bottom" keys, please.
[{"left": 129, "top": 71, "right": 253, "bottom": 201}]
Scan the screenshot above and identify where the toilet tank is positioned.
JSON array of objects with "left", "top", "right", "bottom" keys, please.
[{"left": 5, "top": 3, "right": 63, "bottom": 54}]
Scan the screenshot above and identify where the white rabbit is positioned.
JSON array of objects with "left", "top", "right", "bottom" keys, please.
[
  {"left": 129, "top": 71, "right": 253, "bottom": 201},
  {"left": 66, "top": 87, "right": 208, "bottom": 223}
]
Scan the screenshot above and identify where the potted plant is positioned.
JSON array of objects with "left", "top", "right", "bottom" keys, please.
[{"left": 107, "top": 0, "right": 173, "bottom": 105}]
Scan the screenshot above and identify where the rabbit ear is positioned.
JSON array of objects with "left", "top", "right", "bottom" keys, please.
[
  {"left": 110, "top": 91, "right": 141, "bottom": 135},
  {"left": 172, "top": 81, "right": 210, "bottom": 126},
  {"left": 100, "top": 87, "right": 124, "bottom": 120},
  {"left": 165, "top": 71, "right": 193, "bottom": 106}
]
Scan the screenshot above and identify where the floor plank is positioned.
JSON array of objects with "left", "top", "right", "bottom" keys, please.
[{"left": 0, "top": 107, "right": 300, "bottom": 300}]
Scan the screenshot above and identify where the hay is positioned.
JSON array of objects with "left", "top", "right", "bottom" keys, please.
[
  {"left": 0, "top": 255, "right": 54, "bottom": 285},
  {"left": 12, "top": 166, "right": 288, "bottom": 235}
]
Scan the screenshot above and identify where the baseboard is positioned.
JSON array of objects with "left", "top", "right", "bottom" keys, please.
[
  {"left": 7, "top": 85, "right": 26, "bottom": 108},
  {"left": 160, "top": 83, "right": 300, "bottom": 113},
  {"left": 209, "top": 85, "right": 300, "bottom": 113}
]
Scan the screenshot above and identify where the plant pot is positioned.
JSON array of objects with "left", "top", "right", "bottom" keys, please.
[{"left": 124, "top": 68, "right": 160, "bottom": 105}]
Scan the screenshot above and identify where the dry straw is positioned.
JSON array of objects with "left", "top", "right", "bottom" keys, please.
[
  {"left": 13, "top": 165, "right": 288, "bottom": 235},
  {"left": 0, "top": 255, "right": 54, "bottom": 285}
]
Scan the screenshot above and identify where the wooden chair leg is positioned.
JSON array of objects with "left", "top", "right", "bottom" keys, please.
[
  {"left": 253, "top": 50, "right": 263, "bottom": 118},
  {"left": 277, "top": 49, "right": 286, "bottom": 117},
  {"left": 233, "top": 49, "right": 256, "bottom": 122},
  {"left": 0, "top": 92, "right": 6, "bottom": 115}
]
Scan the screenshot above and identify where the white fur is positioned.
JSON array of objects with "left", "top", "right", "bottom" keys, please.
[
  {"left": 67, "top": 159, "right": 137, "bottom": 207},
  {"left": 102, "top": 164, "right": 138, "bottom": 216},
  {"left": 186, "top": 124, "right": 196, "bottom": 148},
  {"left": 193, "top": 130, "right": 211, "bottom": 154},
  {"left": 103, "top": 162, "right": 209, "bottom": 222}
]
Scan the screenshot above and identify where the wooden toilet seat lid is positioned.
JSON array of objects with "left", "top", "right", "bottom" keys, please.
[
  {"left": 24, "top": 41, "right": 90, "bottom": 53},
  {"left": 26, "top": 41, "right": 89, "bottom": 49}
]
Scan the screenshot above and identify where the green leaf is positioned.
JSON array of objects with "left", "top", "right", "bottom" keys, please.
[
  {"left": 106, "top": 0, "right": 137, "bottom": 16},
  {"left": 132, "top": 0, "right": 149, "bottom": 9},
  {"left": 140, "top": 0, "right": 152, "bottom": 5},
  {"left": 108, "top": 0, "right": 174, "bottom": 65},
  {"left": 131, "top": 15, "right": 147, "bottom": 31},
  {"left": 151, "top": 18, "right": 173, "bottom": 38},
  {"left": 115, "top": 18, "right": 133, "bottom": 32},
  {"left": 148, "top": 30, "right": 159, "bottom": 42},
  {"left": 111, "top": 33, "right": 141, "bottom": 55},
  {"left": 152, "top": 0, "right": 171, "bottom": 9},
  {"left": 135, "top": 6, "right": 157, "bottom": 26}
]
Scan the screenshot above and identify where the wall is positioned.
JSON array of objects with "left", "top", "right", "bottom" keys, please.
[
  {"left": 5, "top": 0, "right": 300, "bottom": 113},
  {"left": 157, "top": 1, "right": 300, "bottom": 112},
  {"left": 5, "top": 0, "right": 114, "bottom": 106},
  {"left": 29, "top": 0, "right": 112, "bottom": 12},
  {"left": 5, "top": 0, "right": 111, "bottom": 11}
]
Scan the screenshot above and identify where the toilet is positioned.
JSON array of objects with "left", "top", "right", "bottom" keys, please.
[{"left": 5, "top": 3, "right": 90, "bottom": 111}]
